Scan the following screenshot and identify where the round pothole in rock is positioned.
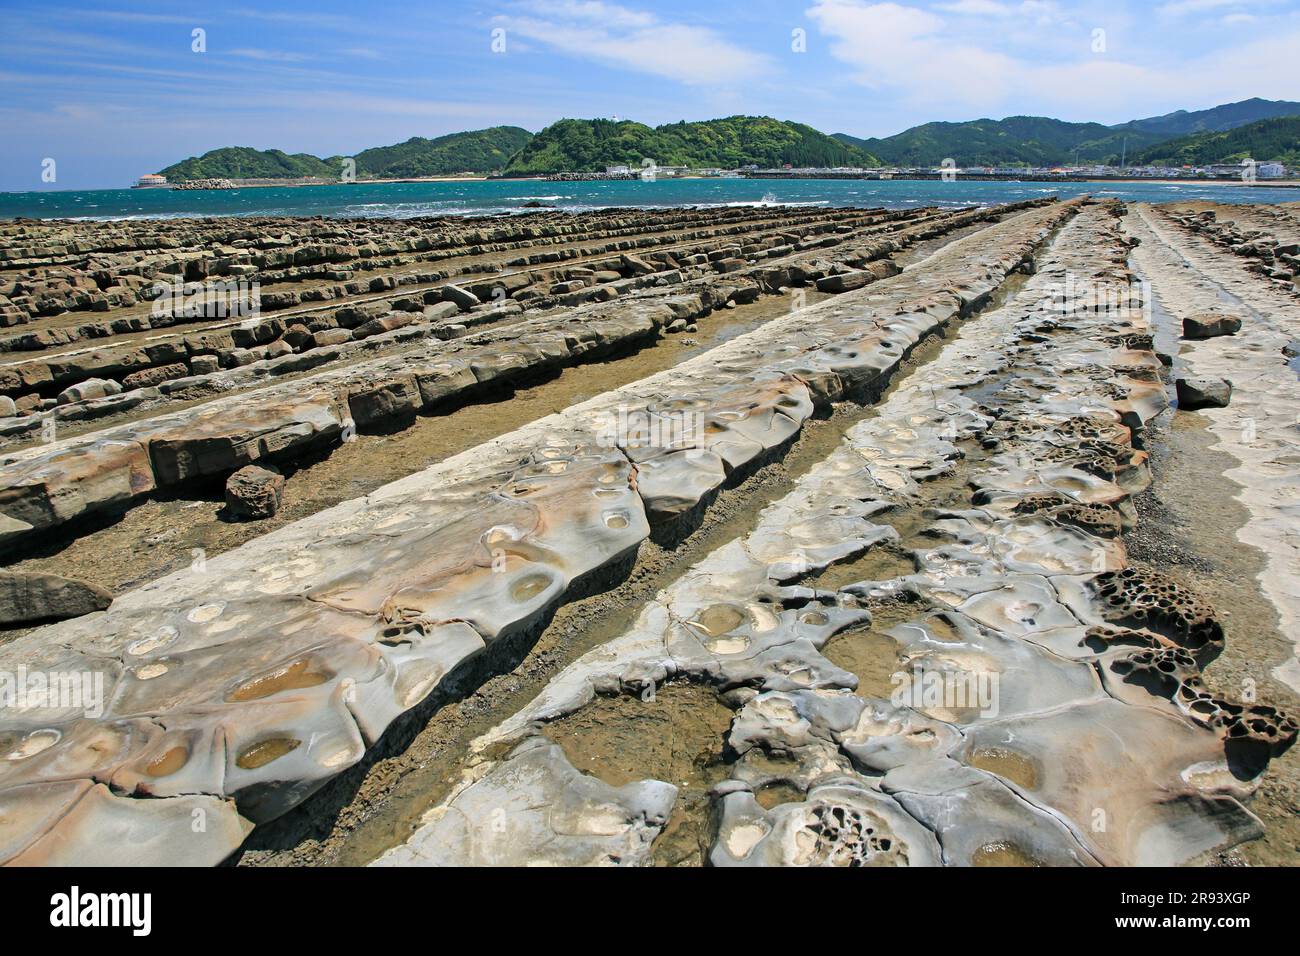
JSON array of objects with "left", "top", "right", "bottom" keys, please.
[
  {"left": 145, "top": 744, "right": 191, "bottom": 777},
  {"left": 3, "top": 729, "right": 60, "bottom": 761},
  {"left": 687, "top": 604, "right": 746, "bottom": 637},
  {"left": 127, "top": 626, "right": 179, "bottom": 657},
  {"left": 755, "top": 780, "right": 806, "bottom": 810},
  {"left": 236, "top": 736, "right": 302, "bottom": 770},
  {"left": 510, "top": 573, "right": 554, "bottom": 602},
  {"left": 227, "top": 658, "right": 333, "bottom": 702}
]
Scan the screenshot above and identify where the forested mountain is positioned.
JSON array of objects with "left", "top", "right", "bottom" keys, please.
[
  {"left": 1120, "top": 98, "right": 1300, "bottom": 138},
  {"left": 503, "top": 117, "right": 876, "bottom": 174},
  {"left": 1134, "top": 116, "right": 1300, "bottom": 167},
  {"left": 159, "top": 127, "right": 534, "bottom": 181},
  {"left": 834, "top": 98, "right": 1300, "bottom": 168},
  {"left": 156, "top": 99, "right": 1300, "bottom": 181},
  {"left": 834, "top": 117, "right": 1158, "bottom": 167},
  {"left": 351, "top": 127, "right": 534, "bottom": 178},
  {"left": 159, "top": 147, "right": 339, "bottom": 181}
]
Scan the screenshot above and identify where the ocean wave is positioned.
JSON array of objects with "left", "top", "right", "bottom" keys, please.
[
  {"left": 2, "top": 179, "right": 1283, "bottom": 221},
  {"left": 59, "top": 211, "right": 207, "bottom": 221},
  {"left": 685, "top": 199, "right": 831, "bottom": 209}
]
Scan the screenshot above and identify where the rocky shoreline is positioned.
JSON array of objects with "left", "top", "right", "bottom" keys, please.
[{"left": 0, "top": 198, "right": 1295, "bottom": 867}]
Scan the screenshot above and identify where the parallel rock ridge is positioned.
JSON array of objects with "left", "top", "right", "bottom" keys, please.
[
  {"left": 0, "top": 199, "right": 1080, "bottom": 865},
  {"left": 0, "top": 201, "right": 1045, "bottom": 547},
  {"left": 379, "top": 203, "right": 1294, "bottom": 867},
  {"left": 0, "top": 202, "right": 1003, "bottom": 406},
  {"left": 0, "top": 205, "right": 898, "bottom": 331},
  {"left": 1130, "top": 202, "right": 1300, "bottom": 696},
  {"left": 2, "top": 202, "right": 912, "bottom": 427},
  {"left": 1162, "top": 204, "right": 1300, "bottom": 298}
]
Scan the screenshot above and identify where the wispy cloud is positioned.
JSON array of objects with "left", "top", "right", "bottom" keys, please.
[
  {"left": 228, "top": 48, "right": 311, "bottom": 62},
  {"left": 1157, "top": 0, "right": 1241, "bottom": 15},
  {"left": 935, "top": 0, "right": 1016, "bottom": 15},
  {"left": 496, "top": 1, "right": 770, "bottom": 86},
  {"left": 227, "top": 8, "right": 361, "bottom": 29},
  {"left": 63, "top": 9, "right": 197, "bottom": 25},
  {"left": 806, "top": 0, "right": 1300, "bottom": 120}
]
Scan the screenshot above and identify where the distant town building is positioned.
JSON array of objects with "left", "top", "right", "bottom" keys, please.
[
  {"left": 133, "top": 173, "right": 170, "bottom": 189},
  {"left": 1207, "top": 162, "right": 1255, "bottom": 178},
  {"left": 605, "top": 164, "right": 630, "bottom": 175},
  {"left": 1258, "top": 162, "right": 1286, "bottom": 179}
]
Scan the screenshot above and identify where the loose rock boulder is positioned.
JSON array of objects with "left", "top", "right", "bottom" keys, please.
[
  {"left": 55, "top": 378, "right": 122, "bottom": 405},
  {"left": 1176, "top": 376, "right": 1233, "bottom": 410},
  {"left": 440, "top": 283, "right": 480, "bottom": 310},
  {"left": 224, "top": 464, "right": 286, "bottom": 520},
  {"left": 1182, "top": 313, "right": 1242, "bottom": 339}
]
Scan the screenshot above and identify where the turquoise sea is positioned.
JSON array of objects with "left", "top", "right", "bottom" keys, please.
[{"left": 0, "top": 177, "right": 1294, "bottom": 221}]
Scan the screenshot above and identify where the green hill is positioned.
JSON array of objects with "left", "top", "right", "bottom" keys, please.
[
  {"left": 352, "top": 126, "right": 534, "bottom": 178},
  {"left": 1120, "top": 97, "right": 1300, "bottom": 139},
  {"left": 159, "top": 147, "right": 339, "bottom": 181},
  {"left": 159, "top": 127, "right": 534, "bottom": 182},
  {"left": 835, "top": 98, "right": 1300, "bottom": 168},
  {"left": 835, "top": 117, "right": 1161, "bottom": 167},
  {"left": 1134, "top": 116, "right": 1300, "bottom": 167},
  {"left": 157, "top": 99, "right": 1300, "bottom": 183},
  {"left": 503, "top": 116, "right": 876, "bottom": 174}
]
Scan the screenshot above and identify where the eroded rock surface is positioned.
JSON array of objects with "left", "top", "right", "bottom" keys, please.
[
  {"left": 415, "top": 203, "right": 1292, "bottom": 869},
  {"left": 373, "top": 738, "right": 676, "bottom": 866},
  {"left": 0, "top": 200, "right": 1081, "bottom": 865},
  {"left": 0, "top": 201, "right": 1046, "bottom": 547},
  {"left": 224, "top": 464, "right": 286, "bottom": 520}
]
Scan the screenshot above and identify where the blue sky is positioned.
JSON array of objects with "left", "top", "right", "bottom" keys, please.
[{"left": 2, "top": 0, "right": 1298, "bottom": 190}]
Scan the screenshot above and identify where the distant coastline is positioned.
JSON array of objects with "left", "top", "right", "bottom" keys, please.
[
  {"left": 4, "top": 177, "right": 1298, "bottom": 222},
  {"left": 132, "top": 101, "right": 1300, "bottom": 194},
  {"left": 118, "top": 173, "right": 1300, "bottom": 195},
  {"left": 133, "top": 174, "right": 492, "bottom": 191}
]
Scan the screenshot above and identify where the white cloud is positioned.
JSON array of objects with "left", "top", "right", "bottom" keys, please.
[
  {"left": 229, "top": 48, "right": 311, "bottom": 63},
  {"left": 936, "top": 0, "right": 1066, "bottom": 21},
  {"left": 516, "top": 0, "right": 656, "bottom": 29},
  {"left": 497, "top": 1, "right": 769, "bottom": 86},
  {"left": 1157, "top": 0, "right": 1241, "bottom": 15},
  {"left": 935, "top": 1, "right": 1016, "bottom": 15},
  {"left": 806, "top": 0, "right": 1300, "bottom": 122},
  {"left": 804, "top": 1, "right": 1016, "bottom": 107}
]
